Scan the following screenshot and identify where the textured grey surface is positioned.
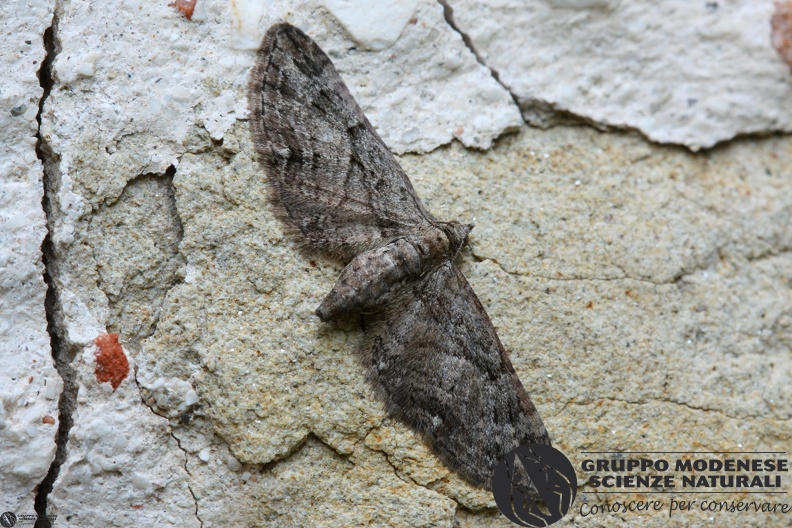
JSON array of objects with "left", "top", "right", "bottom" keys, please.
[
  {"left": 5, "top": 0, "right": 792, "bottom": 525},
  {"left": 138, "top": 124, "right": 790, "bottom": 526},
  {"left": 28, "top": 121, "right": 792, "bottom": 526}
]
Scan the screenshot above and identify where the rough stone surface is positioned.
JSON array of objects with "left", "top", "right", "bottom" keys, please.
[
  {"left": 140, "top": 124, "right": 790, "bottom": 526},
  {"left": 0, "top": 0, "right": 60, "bottom": 515},
  {"left": 5, "top": 0, "right": 792, "bottom": 526},
  {"left": 448, "top": 0, "right": 792, "bottom": 149}
]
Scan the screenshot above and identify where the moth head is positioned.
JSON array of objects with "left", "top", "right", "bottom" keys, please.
[{"left": 444, "top": 220, "right": 474, "bottom": 254}]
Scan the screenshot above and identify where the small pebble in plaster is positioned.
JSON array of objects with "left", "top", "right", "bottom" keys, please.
[
  {"left": 226, "top": 456, "right": 242, "bottom": 471},
  {"left": 44, "top": 381, "right": 58, "bottom": 399},
  {"left": 248, "top": 23, "right": 550, "bottom": 489},
  {"left": 42, "top": 415, "right": 56, "bottom": 425},
  {"left": 184, "top": 389, "right": 200, "bottom": 406},
  {"left": 94, "top": 334, "right": 130, "bottom": 391},
  {"left": 148, "top": 377, "right": 166, "bottom": 390},
  {"left": 76, "top": 63, "right": 95, "bottom": 77},
  {"left": 76, "top": 52, "right": 103, "bottom": 78},
  {"left": 170, "top": 85, "right": 192, "bottom": 102},
  {"left": 130, "top": 472, "right": 150, "bottom": 489},
  {"left": 772, "top": 0, "right": 792, "bottom": 67},
  {"left": 198, "top": 448, "right": 211, "bottom": 462},
  {"left": 170, "top": 0, "right": 197, "bottom": 20}
]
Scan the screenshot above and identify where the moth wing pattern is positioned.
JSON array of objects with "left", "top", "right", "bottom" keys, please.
[
  {"left": 248, "top": 23, "right": 435, "bottom": 261},
  {"left": 365, "top": 262, "right": 549, "bottom": 487},
  {"left": 248, "top": 22, "right": 551, "bottom": 490}
]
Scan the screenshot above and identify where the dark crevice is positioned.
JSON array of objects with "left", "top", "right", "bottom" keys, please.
[
  {"left": 438, "top": 0, "right": 600, "bottom": 129},
  {"left": 34, "top": 11, "right": 69, "bottom": 528},
  {"left": 438, "top": 0, "right": 522, "bottom": 111},
  {"left": 152, "top": 163, "right": 185, "bottom": 341}
]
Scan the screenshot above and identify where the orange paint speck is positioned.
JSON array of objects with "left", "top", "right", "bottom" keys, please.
[
  {"left": 94, "top": 334, "right": 129, "bottom": 391},
  {"left": 170, "top": 0, "right": 197, "bottom": 20},
  {"left": 42, "top": 415, "right": 56, "bottom": 425}
]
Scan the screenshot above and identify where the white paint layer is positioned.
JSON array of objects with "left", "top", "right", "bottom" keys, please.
[
  {"left": 0, "top": 0, "right": 61, "bottom": 514},
  {"left": 451, "top": 0, "right": 792, "bottom": 149},
  {"left": 321, "top": 0, "right": 419, "bottom": 50}
]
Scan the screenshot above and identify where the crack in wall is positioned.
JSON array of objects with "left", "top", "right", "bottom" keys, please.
[
  {"left": 33, "top": 10, "right": 68, "bottom": 528},
  {"left": 564, "top": 396, "right": 786, "bottom": 422},
  {"left": 437, "top": 0, "right": 522, "bottom": 114},
  {"left": 468, "top": 249, "right": 672, "bottom": 287},
  {"left": 470, "top": 231, "right": 792, "bottom": 288},
  {"left": 453, "top": 503, "right": 504, "bottom": 526},
  {"left": 132, "top": 369, "right": 204, "bottom": 528},
  {"left": 438, "top": 0, "right": 593, "bottom": 130}
]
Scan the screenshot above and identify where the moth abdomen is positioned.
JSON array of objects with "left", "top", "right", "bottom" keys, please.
[{"left": 315, "top": 228, "right": 454, "bottom": 321}]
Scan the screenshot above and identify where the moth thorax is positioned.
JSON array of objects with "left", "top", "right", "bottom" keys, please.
[{"left": 441, "top": 221, "right": 473, "bottom": 255}]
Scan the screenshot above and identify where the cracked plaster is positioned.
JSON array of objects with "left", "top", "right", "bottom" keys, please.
[
  {"left": 448, "top": 0, "right": 792, "bottom": 150},
  {"left": 0, "top": 0, "right": 60, "bottom": 516},
  {"left": 3, "top": 0, "right": 791, "bottom": 526},
  {"left": 47, "top": 345, "right": 199, "bottom": 527}
]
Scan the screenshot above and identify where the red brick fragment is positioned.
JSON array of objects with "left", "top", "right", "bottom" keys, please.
[
  {"left": 170, "top": 0, "right": 197, "bottom": 20},
  {"left": 94, "top": 333, "right": 129, "bottom": 391}
]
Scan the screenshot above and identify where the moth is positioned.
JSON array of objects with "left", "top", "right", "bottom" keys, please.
[{"left": 247, "top": 22, "right": 549, "bottom": 488}]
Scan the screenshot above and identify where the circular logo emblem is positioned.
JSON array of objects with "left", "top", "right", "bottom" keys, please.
[
  {"left": 0, "top": 512, "right": 17, "bottom": 528},
  {"left": 492, "top": 444, "right": 577, "bottom": 527}
]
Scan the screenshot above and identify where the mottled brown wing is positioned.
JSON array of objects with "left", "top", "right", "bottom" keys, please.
[
  {"left": 248, "top": 23, "right": 434, "bottom": 261},
  {"left": 365, "top": 262, "right": 550, "bottom": 487}
]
